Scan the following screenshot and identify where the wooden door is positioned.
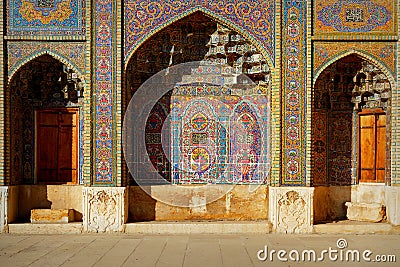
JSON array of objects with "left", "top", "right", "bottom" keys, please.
[
  {"left": 359, "top": 109, "right": 386, "bottom": 183},
  {"left": 36, "top": 108, "right": 78, "bottom": 184}
]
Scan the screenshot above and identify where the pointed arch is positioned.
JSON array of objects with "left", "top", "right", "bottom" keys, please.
[
  {"left": 313, "top": 50, "right": 396, "bottom": 90},
  {"left": 8, "top": 50, "right": 85, "bottom": 84},
  {"left": 124, "top": 7, "right": 274, "bottom": 72}
]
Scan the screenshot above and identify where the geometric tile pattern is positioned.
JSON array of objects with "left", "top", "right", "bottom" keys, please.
[
  {"left": 124, "top": 0, "right": 276, "bottom": 65},
  {"left": 281, "top": 0, "right": 307, "bottom": 185},
  {"left": 7, "top": 0, "right": 85, "bottom": 36}
]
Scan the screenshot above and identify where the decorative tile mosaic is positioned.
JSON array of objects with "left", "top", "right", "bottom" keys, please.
[
  {"left": 7, "top": 42, "right": 86, "bottom": 79},
  {"left": 94, "top": 0, "right": 116, "bottom": 184},
  {"left": 282, "top": 0, "right": 307, "bottom": 184},
  {"left": 171, "top": 85, "right": 269, "bottom": 184},
  {"left": 7, "top": 0, "right": 85, "bottom": 36},
  {"left": 311, "top": 110, "right": 328, "bottom": 186},
  {"left": 328, "top": 111, "right": 352, "bottom": 185},
  {"left": 124, "top": 0, "right": 275, "bottom": 65},
  {"left": 314, "top": 0, "right": 396, "bottom": 35},
  {"left": 314, "top": 42, "right": 396, "bottom": 78}
]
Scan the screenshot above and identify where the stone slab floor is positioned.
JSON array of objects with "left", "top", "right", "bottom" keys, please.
[{"left": 0, "top": 233, "right": 399, "bottom": 267}]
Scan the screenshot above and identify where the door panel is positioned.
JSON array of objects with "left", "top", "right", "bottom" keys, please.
[
  {"left": 359, "top": 115, "right": 375, "bottom": 182},
  {"left": 376, "top": 114, "right": 386, "bottom": 183},
  {"left": 358, "top": 110, "right": 386, "bottom": 183},
  {"left": 37, "top": 113, "right": 59, "bottom": 183},
  {"left": 36, "top": 109, "right": 79, "bottom": 184}
]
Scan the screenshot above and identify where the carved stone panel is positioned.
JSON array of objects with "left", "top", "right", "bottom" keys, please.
[
  {"left": 83, "top": 187, "right": 127, "bottom": 233},
  {"left": 269, "top": 187, "right": 314, "bottom": 233},
  {"left": 0, "top": 187, "right": 8, "bottom": 233}
]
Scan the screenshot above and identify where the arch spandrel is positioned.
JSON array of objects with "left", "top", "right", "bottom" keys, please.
[{"left": 8, "top": 50, "right": 85, "bottom": 84}]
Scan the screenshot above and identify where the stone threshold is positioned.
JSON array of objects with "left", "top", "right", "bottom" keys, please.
[
  {"left": 313, "top": 220, "right": 395, "bottom": 234},
  {"left": 5, "top": 220, "right": 399, "bottom": 234}
]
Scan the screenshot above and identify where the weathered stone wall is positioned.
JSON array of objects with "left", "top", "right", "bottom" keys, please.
[
  {"left": 314, "top": 186, "right": 351, "bottom": 223},
  {"left": 16, "top": 185, "right": 83, "bottom": 222},
  {"left": 129, "top": 185, "right": 268, "bottom": 221}
]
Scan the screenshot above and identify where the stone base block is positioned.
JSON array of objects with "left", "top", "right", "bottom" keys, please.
[
  {"left": 269, "top": 187, "right": 314, "bottom": 233},
  {"left": 31, "top": 209, "right": 74, "bottom": 223},
  {"left": 83, "top": 187, "right": 127, "bottom": 233},
  {"left": 345, "top": 202, "right": 385, "bottom": 222}
]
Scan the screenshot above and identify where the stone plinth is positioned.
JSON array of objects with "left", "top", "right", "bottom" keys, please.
[
  {"left": 269, "top": 187, "right": 314, "bottom": 233},
  {"left": 83, "top": 187, "right": 127, "bottom": 233},
  {"left": 31, "top": 209, "right": 74, "bottom": 223},
  {"left": 345, "top": 202, "right": 385, "bottom": 222},
  {"left": 0, "top": 187, "right": 8, "bottom": 232}
]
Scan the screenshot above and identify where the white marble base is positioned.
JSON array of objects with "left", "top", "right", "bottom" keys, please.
[
  {"left": 82, "top": 187, "right": 127, "bottom": 233},
  {"left": 269, "top": 187, "right": 314, "bottom": 233},
  {"left": 0, "top": 186, "right": 8, "bottom": 233},
  {"left": 385, "top": 186, "right": 400, "bottom": 226}
]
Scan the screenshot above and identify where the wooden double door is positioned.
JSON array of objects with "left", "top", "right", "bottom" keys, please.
[
  {"left": 36, "top": 108, "right": 79, "bottom": 184},
  {"left": 359, "top": 109, "right": 386, "bottom": 183}
]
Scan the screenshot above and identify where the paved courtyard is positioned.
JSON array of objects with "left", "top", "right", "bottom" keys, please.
[{"left": 0, "top": 233, "right": 399, "bottom": 267}]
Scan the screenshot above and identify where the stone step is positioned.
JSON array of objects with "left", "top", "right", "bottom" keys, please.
[
  {"left": 124, "top": 220, "right": 272, "bottom": 234},
  {"left": 313, "top": 221, "right": 393, "bottom": 234},
  {"left": 8, "top": 222, "right": 83, "bottom": 234},
  {"left": 31, "top": 209, "right": 75, "bottom": 223}
]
